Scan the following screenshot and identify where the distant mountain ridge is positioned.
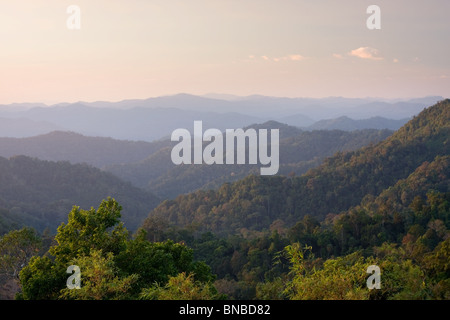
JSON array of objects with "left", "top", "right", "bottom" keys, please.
[
  {"left": 0, "top": 131, "right": 169, "bottom": 168},
  {"left": 0, "top": 94, "right": 441, "bottom": 140},
  {"left": 307, "top": 116, "right": 409, "bottom": 131},
  {"left": 0, "top": 117, "right": 64, "bottom": 138}
]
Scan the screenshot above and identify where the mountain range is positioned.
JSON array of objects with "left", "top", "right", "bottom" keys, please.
[
  {"left": 142, "top": 99, "right": 450, "bottom": 236},
  {"left": 0, "top": 124, "right": 393, "bottom": 200},
  {"left": 0, "top": 94, "right": 441, "bottom": 141},
  {"left": 0, "top": 97, "right": 448, "bottom": 235},
  {"left": 307, "top": 116, "right": 408, "bottom": 131}
]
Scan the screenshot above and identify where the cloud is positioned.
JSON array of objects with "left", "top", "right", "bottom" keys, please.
[
  {"left": 287, "top": 54, "right": 305, "bottom": 61},
  {"left": 252, "top": 54, "right": 306, "bottom": 62},
  {"left": 348, "top": 47, "right": 383, "bottom": 60},
  {"left": 332, "top": 53, "right": 344, "bottom": 59}
]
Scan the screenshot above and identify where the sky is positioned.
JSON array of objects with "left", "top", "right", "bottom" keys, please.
[{"left": 0, "top": 0, "right": 449, "bottom": 104}]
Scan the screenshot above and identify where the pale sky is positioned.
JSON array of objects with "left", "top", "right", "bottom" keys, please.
[{"left": 0, "top": 0, "right": 449, "bottom": 104}]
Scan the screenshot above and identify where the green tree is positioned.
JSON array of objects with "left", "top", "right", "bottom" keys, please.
[
  {"left": 282, "top": 243, "right": 431, "bottom": 300},
  {"left": 0, "top": 228, "right": 42, "bottom": 282},
  {"left": 0, "top": 228, "right": 42, "bottom": 299},
  {"left": 50, "top": 198, "right": 128, "bottom": 265},
  {"left": 422, "top": 239, "right": 450, "bottom": 299},
  {"left": 18, "top": 198, "right": 217, "bottom": 300},
  {"left": 283, "top": 245, "right": 371, "bottom": 300},
  {"left": 115, "top": 229, "right": 215, "bottom": 295},
  {"left": 140, "top": 272, "right": 219, "bottom": 300},
  {"left": 18, "top": 255, "right": 65, "bottom": 300},
  {"left": 59, "top": 249, "right": 138, "bottom": 300}
]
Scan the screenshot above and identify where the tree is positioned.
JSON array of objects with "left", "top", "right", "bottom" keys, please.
[
  {"left": 115, "top": 229, "right": 215, "bottom": 295},
  {"left": 0, "top": 228, "right": 42, "bottom": 281},
  {"left": 59, "top": 249, "right": 138, "bottom": 300},
  {"left": 18, "top": 198, "right": 217, "bottom": 300},
  {"left": 139, "top": 272, "right": 219, "bottom": 300},
  {"left": 50, "top": 198, "right": 128, "bottom": 265},
  {"left": 18, "top": 255, "right": 65, "bottom": 300},
  {"left": 0, "top": 228, "right": 42, "bottom": 299}
]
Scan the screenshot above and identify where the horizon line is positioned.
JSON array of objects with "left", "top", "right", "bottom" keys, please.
[{"left": 0, "top": 93, "right": 446, "bottom": 107}]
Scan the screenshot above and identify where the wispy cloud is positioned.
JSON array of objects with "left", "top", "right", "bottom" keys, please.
[
  {"left": 287, "top": 54, "right": 305, "bottom": 61},
  {"left": 348, "top": 47, "right": 383, "bottom": 60},
  {"left": 250, "top": 54, "right": 307, "bottom": 62}
]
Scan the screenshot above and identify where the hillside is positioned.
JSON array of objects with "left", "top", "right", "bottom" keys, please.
[
  {"left": 0, "top": 156, "right": 160, "bottom": 234},
  {"left": 0, "top": 122, "right": 391, "bottom": 201},
  {"left": 137, "top": 155, "right": 449, "bottom": 299},
  {"left": 0, "top": 131, "right": 170, "bottom": 168},
  {"left": 359, "top": 154, "right": 450, "bottom": 218},
  {"left": 107, "top": 123, "right": 392, "bottom": 199},
  {"left": 307, "top": 116, "right": 408, "bottom": 131},
  {"left": 141, "top": 99, "right": 450, "bottom": 235}
]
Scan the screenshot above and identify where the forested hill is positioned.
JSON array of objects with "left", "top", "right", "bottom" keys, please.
[
  {"left": 141, "top": 99, "right": 450, "bottom": 236},
  {"left": 0, "top": 131, "right": 171, "bottom": 168},
  {"left": 0, "top": 124, "right": 392, "bottom": 201},
  {"left": 108, "top": 126, "right": 392, "bottom": 199},
  {"left": 0, "top": 156, "right": 161, "bottom": 234}
]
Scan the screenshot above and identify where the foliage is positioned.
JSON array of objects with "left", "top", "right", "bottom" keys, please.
[
  {"left": 0, "top": 227, "right": 42, "bottom": 299},
  {"left": 50, "top": 198, "right": 128, "bottom": 265},
  {"left": 139, "top": 272, "right": 220, "bottom": 300},
  {"left": 115, "top": 230, "right": 215, "bottom": 294},
  {"left": 17, "top": 198, "right": 216, "bottom": 300},
  {"left": 0, "top": 228, "right": 42, "bottom": 281},
  {"left": 136, "top": 155, "right": 449, "bottom": 298},
  {"left": 59, "top": 249, "right": 139, "bottom": 300},
  {"left": 18, "top": 255, "right": 65, "bottom": 300},
  {"left": 282, "top": 244, "right": 430, "bottom": 300}
]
